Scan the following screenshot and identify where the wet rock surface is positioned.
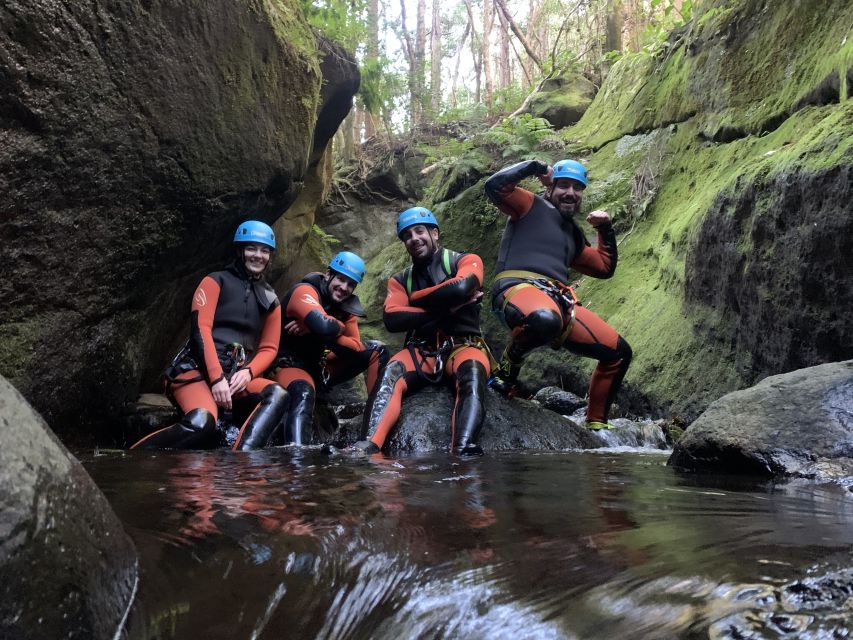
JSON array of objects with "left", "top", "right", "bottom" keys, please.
[
  {"left": 381, "top": 385, "right": 665, "bottom": 453},
  {"left": 0, "top": 0, "right": 355, "bottom": 436},
  {"left": 533, "top": 386, "right": 587, "bottom": 415},
  {"left": 0, "top": 375, "right": 137, "bottom": 639},
  {"left": 669, "top": 360, "right": 853, "bottom": 482}
]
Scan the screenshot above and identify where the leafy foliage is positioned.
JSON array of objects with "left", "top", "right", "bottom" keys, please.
[{"left": 476, "top": 114, "right": 557, "bottom": 159}]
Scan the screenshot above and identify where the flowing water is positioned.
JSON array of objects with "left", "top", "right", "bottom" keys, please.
[{"left": 81, "top": 448, "right": 853, "bottom": 639}]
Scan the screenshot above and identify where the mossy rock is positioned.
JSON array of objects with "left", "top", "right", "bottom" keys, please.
[
  {"left": 569, "top": 0, "right": 853, "bottom": 149},
  {"left": 526, "top": 72, "right": 597, "bottom": 129}
]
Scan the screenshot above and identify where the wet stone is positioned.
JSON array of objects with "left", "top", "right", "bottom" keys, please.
[{"left": 533, "top": 386, "right": 587, "bottom": 415}]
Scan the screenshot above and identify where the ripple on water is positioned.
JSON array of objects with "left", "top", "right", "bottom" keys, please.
[{"left": 79, "top": 448, "right": 853, "bottom": 639}]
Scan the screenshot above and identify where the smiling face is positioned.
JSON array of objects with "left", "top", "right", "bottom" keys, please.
[
  {"left": 326, "top": 271, "right": 357, "bottom": 303},
  {"left": 400, "top": 224, "right": 440, "bottom": 262},
  {"left": 241, "top": 243, "right": 272, "bottom": 277},
  {"left": 548, "top": 177, "right": 586, "bottom": 219}
]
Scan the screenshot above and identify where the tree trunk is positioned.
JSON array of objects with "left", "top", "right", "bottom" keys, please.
[
  {"left": 430, "top": 0, "right": 441, "bottom": 116},
  {"left": 415, "top": 0, "right": 427, "bottom": 126},
  {"left": 451, "top": 21, "right": 471, "bottom": 108},
  {"left": 494, "top": 0, "right": 543, "bottom": 72},
  {"left": 606, "top": 0, "right": 623, "bottom": 52},
  {"left": 398, "top": 0, "right": 417, "bottom": 130},
  {"left": 496, "top": 3, "right": 511, "bottom": 89},
  {"left": 364, "top": 0, "right": 379, "bottom": 139},
  {"left": 482, "top": 0, "right": 494, "bottom": 110},
  {"left": 463, "top": 0, "right": 482, "bottom": 104}
]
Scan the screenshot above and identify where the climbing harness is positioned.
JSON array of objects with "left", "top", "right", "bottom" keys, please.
[
  {"left": 222, "top": 342, "right": 247, "bottom": 380},
  {"left": 494, "top": 269, "right": 580, "bottom": 347},
  {"left": 406, "top": 336, "right": 453, "bottom": 383},
  {"left": 164, "top": 340, "right": 203, "bottom": 385}
]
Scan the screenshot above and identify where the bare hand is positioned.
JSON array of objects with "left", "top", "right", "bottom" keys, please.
[
  {"left": 284, "top": 320, "right": 310, "bottom": 336},
  {"left": 450, "top": 290, "right": 484, "bottom": 313},
  {"left": 586, "top": 210, "right": 611, "bottom": 228},
  {"left": 538, "top": 165, "right": 554, "bottom": 188},
  {"left": 229, "top": 368, "right": 252, "bottom": 395},
  {"left": 211, "top": 378, "right": 232, "bottom": 409}
]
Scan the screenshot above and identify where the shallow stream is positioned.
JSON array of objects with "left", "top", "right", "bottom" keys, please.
[{"left": 81, "top": 448, "right": 853, "bottom": 639}]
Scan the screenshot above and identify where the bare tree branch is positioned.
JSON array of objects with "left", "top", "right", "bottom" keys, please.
[{"left": 493, "top": 0, "right": 543, "bottom": 71}]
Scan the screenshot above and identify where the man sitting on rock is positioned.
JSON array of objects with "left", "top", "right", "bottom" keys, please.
[
  {"left": 484, "top": 159, "right": 632, "bottom": 430},
  {"left": 351, "top": 207, "right": 490, "bottom": 456},
  {"left": 272, "top": 251, "right": 389, "bottom": 444}
]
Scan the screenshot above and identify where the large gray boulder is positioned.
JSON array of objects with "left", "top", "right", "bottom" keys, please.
[
  {"left": 0, "top": 376, "right": 137, "bottom": 639},
  {"left": 387, "top": 386, "right": 602, "bottom": 452},
  {"left": 668, "top": 361, "right": 853, "bottom": 481},
  {"left": 0, "top": 0, "right": 355, "bottom": 436}
]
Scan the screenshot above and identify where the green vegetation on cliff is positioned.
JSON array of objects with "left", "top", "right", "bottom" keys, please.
[{"left": 358, "top": 0, "right": 853, "bottom": 420}]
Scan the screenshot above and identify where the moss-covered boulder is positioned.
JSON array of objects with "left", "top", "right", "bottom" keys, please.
[
  {"left": 0, "top": 1, "right": 358, "bottom": 435},
  {"left": 570, "top": 0, "right": 853, "bottom": 149},
  {"left": 0, "top": 375, "right": 137, "bottom": 638},
  {"left": 668, "top": 361, "right": 853, "bottom": 482},
  {"left": 526, "top": 71, "right": 597, "bottom": 129}
]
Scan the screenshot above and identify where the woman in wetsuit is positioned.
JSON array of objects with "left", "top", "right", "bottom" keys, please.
[{"left": 131, "top": 220, "right": 288, "bottom": 451}]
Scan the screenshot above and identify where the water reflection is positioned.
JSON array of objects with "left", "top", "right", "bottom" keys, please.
[{"left": 82, "top": 450, "right": 853, "bottom": 639}]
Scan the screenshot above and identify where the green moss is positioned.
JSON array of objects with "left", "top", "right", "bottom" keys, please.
[
  {"left": 358, "top": 241, "right": 409, "bottom": 345},
  {"left": 568, "top": 0, "right": 853, "bottom": 148},
  {"left": 573, "top": 102, "right": 852, "bottom": 416},
  {"left": 0, "top": 319, "right": 41, "bottom": 389}
]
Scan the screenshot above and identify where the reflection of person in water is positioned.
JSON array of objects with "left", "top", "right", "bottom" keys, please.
[{"left": 165, "top": 454, "right": 322, "bottom": 542}]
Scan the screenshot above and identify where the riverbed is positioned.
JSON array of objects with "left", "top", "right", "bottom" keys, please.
[{"left": 81, "top": 448, "right": 853, "bottom": 639}]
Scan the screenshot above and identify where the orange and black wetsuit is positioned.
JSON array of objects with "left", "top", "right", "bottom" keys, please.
[
  {"left": 131, "top": 261, "right": 288, "bottom": 451},
  {"left": 485, "top": 160, "right": 632, "bottom": 424},
  {"left": 273, "top": 272, "right": 388, "bottom": 444},
  {"left": 360, "top": 247, "right": 490, "bottom": 456}
]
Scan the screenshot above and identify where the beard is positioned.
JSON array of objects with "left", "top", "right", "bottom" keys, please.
[{"left": 549, "top": 193, "right": 580, "bottom": 220}]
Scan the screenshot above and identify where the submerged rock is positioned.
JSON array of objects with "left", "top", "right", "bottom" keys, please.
[
  {"left": 668, "top": 361, "right": 853, "bottom": 482},
  {"left": 0, "top": 375, "right": 137, "bottom": 639}
]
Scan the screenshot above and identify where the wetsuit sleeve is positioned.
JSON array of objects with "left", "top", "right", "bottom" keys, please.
[
  {"left": 484, "top": 160, "right": 549, "bottom": 221},
  {"left": 571, "top": 224, "right": 618, "bottom": 278},
  {"left": 408, "top": 253, "right": 484, "bottom": 308},
  {"left": 383, "top": 277, "right": 437, "bottom": 332},
  {"left": 190, "top": 276, "right": 225, "bottom": 385},
  {"left": 328, "top": 314, "right": 365, "bottom": 356},
  {"left": 286, "top": 283, "right": 345, "bottom": 340},
  {"left": 244, "top": 302, "right": 281, "bottom": 378}
]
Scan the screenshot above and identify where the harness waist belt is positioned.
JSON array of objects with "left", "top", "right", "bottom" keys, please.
[{"left": 494, "top": 269, "right": 568, "bottom": 285}]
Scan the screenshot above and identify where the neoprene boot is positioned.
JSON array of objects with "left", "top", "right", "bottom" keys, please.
[
  {"left": 353, "top": 359, "right": 407, "bottom": 452},
  {"left": 283, "top": 380, "right": 315, "bottom": 445},
  {"left": 452, "top": 360, "right": 487, "bottom": 457},
  {"left": 489, "top": 347, "right": 523, "bottom": 397},
  {"left": 130, "top": 408, "right": 217, "bottom": 450},
  {"left": 233, "top": 384, "right": 289, "bottom": 451}
]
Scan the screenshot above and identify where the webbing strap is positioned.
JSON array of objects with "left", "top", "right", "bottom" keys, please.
[
  {"left": 405, "top": 249, "right": 453, "bottom": 295},
  {"left": 494, "top": 269, "right": 553, "bottom": 282}
]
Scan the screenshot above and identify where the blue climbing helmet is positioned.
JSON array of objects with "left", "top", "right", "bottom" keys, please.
[
  {"left": 396, "top": 207, "right": 439, "bottom": 238},
  {"left": 328, "top": 251, "right": 366, "bottom": 284},
  {"left": 234, "top": 220, "right": 276, "bottom": 250},
  {"left": 552, "top": 159, "right": 588, "bottom": 188}
]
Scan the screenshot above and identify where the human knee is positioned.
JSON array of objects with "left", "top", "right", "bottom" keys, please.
[
  {"left": 365, "top": 340, "right": 390, "bottom": 361},
  {"left": 525, "top": 308, "right": 563, "bottom": 343},
  {"left": 616, "top": 336, "right": 633, "bottom": 365},
  {"left": 183, "top": 408, "right": 217, "bottom": 435},
  {"left": 260, "top": 383, "right": 288, "bottom": 408},
  {"left": 455, "top": 360, "right": 487, "bottom": 393}
]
